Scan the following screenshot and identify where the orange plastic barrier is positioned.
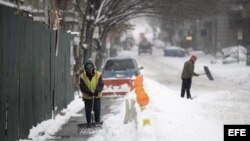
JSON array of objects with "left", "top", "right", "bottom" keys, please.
[
  {"left": 137, "top": 91, "right": 149, "bottom": 107},
  {"left": 134, "top": 74, "right": 149, "bottom": 107}
]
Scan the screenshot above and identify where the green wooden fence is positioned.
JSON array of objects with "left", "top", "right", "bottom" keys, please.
[{"left": 0, "top": 5, "right": 74, "bottom": 140}]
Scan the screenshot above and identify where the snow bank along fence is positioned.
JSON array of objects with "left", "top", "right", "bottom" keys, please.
[
  {"left": 0, "top": 5, "right": 74, "bottom": 141},
  {"left": 124, "top": 73, "right": 150, "bottom": 127}
]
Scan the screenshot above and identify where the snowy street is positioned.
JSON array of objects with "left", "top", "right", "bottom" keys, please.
[
  {"left": 26, "top": 46, "right": 250, "bottom": 141},
  {"left": 85, "top": 46, "right": 249, "bottom": 141},
  {"left": 99, "top": 46, "right": 250, "bottom": 141},
  {"left": 2, "top": 1, "right": 250, "bottom": 141}
]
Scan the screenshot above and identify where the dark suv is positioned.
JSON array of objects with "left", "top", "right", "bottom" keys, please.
[{"left": 138, "top": 41, "right": 152, "bottom": 55}]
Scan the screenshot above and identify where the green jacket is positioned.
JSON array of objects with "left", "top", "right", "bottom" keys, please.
[{"left": 181, "top": 60, "right": 198, "bottom": 79}]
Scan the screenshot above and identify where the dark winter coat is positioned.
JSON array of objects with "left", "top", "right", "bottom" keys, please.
[{"left": 181, "top": 59, "right": 199, "bottom": 79}]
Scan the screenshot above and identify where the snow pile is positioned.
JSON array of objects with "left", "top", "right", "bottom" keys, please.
[
  {"left": 87, "top": 78, "right": 223, "bottom": 141},
  {"left": 153, "top": 39, "right": 165, "bottom": 48},
  {"left": 211, "top": 46, "right": 247, "bottom": 64},
  {"left": 24, "top": 94, "right": 84, "bottom": 140},
  {"left": 222, "top": 46, "right": 247, "bottom": 62}
]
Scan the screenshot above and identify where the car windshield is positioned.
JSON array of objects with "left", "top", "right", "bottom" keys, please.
[{"left": 104, "top": 59, "right": 136, "bottom": 71}]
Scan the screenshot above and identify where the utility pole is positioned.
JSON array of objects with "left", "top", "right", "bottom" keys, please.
[{"left": 237, "top": 30, "right": 243, "bottom": 64}]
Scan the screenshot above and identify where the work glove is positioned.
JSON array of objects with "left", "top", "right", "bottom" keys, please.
[
  {"left": 194, "top": 73, "right": 199, "bottom": 77},
  {"left": 93, "top": 91, "right": 98, "bottom": 96},
  {"left": 86, "top": 89, "right": 94, "bottom": 97},
  {"left": 88, "top": 92, "right": 94, "bottom": 97}
]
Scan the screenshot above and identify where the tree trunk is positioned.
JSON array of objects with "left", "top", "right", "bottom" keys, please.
[
  {"left": 83, "top": 21, "right": 94, "bottom": 62},
  {"left": 95, "top": 26, "right": 109, "bottom": 69}
]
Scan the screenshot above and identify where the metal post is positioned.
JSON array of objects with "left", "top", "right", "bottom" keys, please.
[
  {"left": 237, "top": 30, "right": 243, "bottom": 64},
  {"left": 5, "top": 99, "right": 8, "bottom": 141},
  {"left": 44, "top": 0, "right": 50, "bottom": 25},
  {"left": 237, "top": 45, "right": 240, "bottom": 64},
  {"left": 247, "top": 46, "right": 250, "bottom": 66}
]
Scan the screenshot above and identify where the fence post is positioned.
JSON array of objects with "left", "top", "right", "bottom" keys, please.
[
  {"left": 123, "top": 99, "right": 136, "bottom": 124},
  {"left": 5, "top": 99, "right": 8, "bottom": 141},
  {"left": 247, "top": 46, "right": 250, "bottom": 66}
]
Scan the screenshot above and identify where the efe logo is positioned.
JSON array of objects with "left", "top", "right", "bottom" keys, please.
[
  {"left": 224, "top": 125, "right": 249, "bottom": 141},
  {"left": 228, "top": 129, "right": 246, "bottom": 136}
]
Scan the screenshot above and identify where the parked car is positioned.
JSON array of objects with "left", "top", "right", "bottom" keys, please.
[
  {"left": 122, "top": 37, "right": 135, "bottom": 50},
  {"left": 163, "top": 46, "right": 186, "bottom": 57},
  {"left": 138, "top": 40, "right": 152, "bottom": 55},
  {"left": 100, "top": 57, "right": 142, "bottom": 96}
]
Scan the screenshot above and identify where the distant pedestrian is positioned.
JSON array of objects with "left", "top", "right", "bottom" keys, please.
[
  {"left": 181, "top": 55, "right": 199, "bottom": 99},
  {"left": 79, "top": 60, "right": 104, "bottom": 126}
]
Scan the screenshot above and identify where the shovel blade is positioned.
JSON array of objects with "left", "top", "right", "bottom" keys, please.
[
  {"left": 204, "top": 66, "right": 214, "bottom": 80},
  {"left": 77, "top": 122, "right": 103, "bottom": 135}
]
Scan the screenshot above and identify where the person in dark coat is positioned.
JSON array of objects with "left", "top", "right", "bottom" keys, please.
[
  {"left": 181, "top": 55, "right": 199, "bottom": 99},
  {"left": 79, "top": 60, "right": 104, "bottom": 125}
]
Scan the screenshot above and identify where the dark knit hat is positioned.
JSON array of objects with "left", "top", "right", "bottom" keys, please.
[{"left": 84, "top": 59, "right": 95, "bottom": 71}]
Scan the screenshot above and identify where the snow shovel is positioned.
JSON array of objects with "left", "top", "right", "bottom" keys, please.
[
  {"left": 199, "top": 66, "right": 214, "bottom": 80},
  {"left": 77, "top": 97, "right": 102, "bottom": 135}
]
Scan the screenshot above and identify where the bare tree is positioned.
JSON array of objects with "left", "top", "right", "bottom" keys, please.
[
  {"left": 75, "top": 0, "right": 160, "bottom": 69},
  {"left": 73, "top": 0, "right": 222, "bottom": 69}
]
